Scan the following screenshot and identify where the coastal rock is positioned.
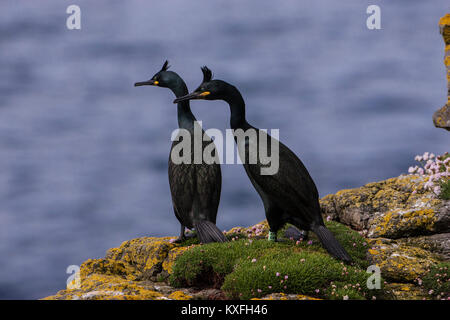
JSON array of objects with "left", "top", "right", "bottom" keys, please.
[
  {"left": 433, "top": 14, "right": 450, "bottom": 131},
  {"left": 398, "top": 233, "right": 450, "bottom": 261},
  {"left": 43, "top": 272, "right": 192, "bottom": 300},
  {"left": 44, "top": 174, "right": 448, "bottom": 300},
  {"left": 320, "top": 175, "right": 449, "bottom": 239},
  {"left": 321, "top": 174, "right": 448, "bottom": 298},
  {"left": 384, "top": 283, "right": 428, "bottom": 300},
  {"left": 367, "top": 238, "right": 441, "bottom": 282},
  {"left": 253, "top": 293, "right": 321, "bottom": 300},
  {"left": 103, "top": 236, "right": 194, "bottom": 281},
  {"left": 433, "top": 105, "right": 450, "bottom": 131}
]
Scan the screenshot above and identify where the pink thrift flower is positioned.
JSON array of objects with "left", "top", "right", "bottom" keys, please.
[
  {"left": 433, "top": 186, "right": 441, "bottom": 195},
  {"left": 276, "top": 272, "right": 280, "bottom": 277}
]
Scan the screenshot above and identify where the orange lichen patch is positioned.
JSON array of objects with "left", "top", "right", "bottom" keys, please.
[
  {"left": 321, "top": 175, "right": 445, "bottom": 238},
  {"left": 296, "top": 294, "right": 321, "bottom": 300},
  {"left": 440, "top": 14, "right": 450, "bottom": 26},
  {"left": 43, "top": 274, "right": 164, "bottom": 300},
  {"left": 384, "top": 283, "right": 428, "bottom": 300},
  {"left": 440, "top": 13, "right": 450, "bottom": 47},
  {"left": 80, "top": 258, "right": 138, "bottom": 280},
  {"left": 367, "top": 238, "right": 439, "bottom": 282},
  {"left": 168, "top": 291, "right": 192, "bottom": 300},
  {"left": 438, "top": 14, "right": 450, "bottom": 116},
  {"left": 368, "top": 208, "right": 437, "bottom": 239},
  {"left": 104, "top": 237, "right": 176, "bottom": 277}
]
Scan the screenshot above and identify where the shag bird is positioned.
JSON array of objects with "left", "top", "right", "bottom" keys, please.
[
  {"left": 173, "top": 66, "right": 352, "bottom": 262},
  {"left": 134, "top": 61, "right": 226, "bottom": 243}
]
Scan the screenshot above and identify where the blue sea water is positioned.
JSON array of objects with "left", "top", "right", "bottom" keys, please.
[{"left": 0, "top": 0, "right": 449, "bottom": 299}]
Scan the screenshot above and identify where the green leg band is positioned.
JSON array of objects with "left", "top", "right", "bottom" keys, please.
[{"left": 268, "top": 231, "right": 277, "bottom": 242}]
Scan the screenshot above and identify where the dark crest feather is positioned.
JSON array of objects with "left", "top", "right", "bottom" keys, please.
[
  {"left": 160, "top": 60, "right": 170, "bottom": 72},
  {"left": 201, "top": 66, "right": 213, "bottom": 82}
]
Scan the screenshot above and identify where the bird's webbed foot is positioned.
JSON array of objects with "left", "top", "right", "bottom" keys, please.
[{"left": 284, "top": 226, "right": 309, "bottom": 241}]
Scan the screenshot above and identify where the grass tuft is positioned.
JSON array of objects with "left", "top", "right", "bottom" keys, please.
[{"left": 170, "top": 221, "right": 385, "bottom": 299}]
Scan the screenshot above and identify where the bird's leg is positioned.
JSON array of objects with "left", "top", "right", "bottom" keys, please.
[
  {"left": 266, "top": 206, "right": 284, "bottom": 242},
  {"left": 174, "top": 225, "right": 186, "bottom": 243},
  {"left": 268, "top": 230, "right": 278, "bottom": 242}
]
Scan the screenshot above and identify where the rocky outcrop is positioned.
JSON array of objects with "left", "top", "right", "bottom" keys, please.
[
  {"left": 43, "top": 237, "right": 196, "bottom": 300},
  {"left": 320, "top": 175, "right": 449, "bottom": 239},
  {"left": 43, "top": 174, "right": 449, "bottom": 300},
  {"left": 321, "top": 174, "right": 449, "bottom": 296},
  {"left": 433, "top": 14, "right": 450, "bottom": 131}
]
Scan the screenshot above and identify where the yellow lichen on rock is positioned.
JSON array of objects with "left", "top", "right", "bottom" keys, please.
[
  {"left": 43, "top": 235, "right": 198, "bottom": 300},
  {"left": 368, "top": 208, "right": 437, "bottom": 239},
  {"left": 80, "top": 258, "right": 138, "bottom": 280},
  {"left": 321, "top": 175, "right": 447, "bottom": 238},
  {"left": 43, "top": 273, "right": 165, "bottom": 300},
  {"left": 434, "top": 14, "right": 450, "bottom": 129},
  {"left": 104, "top": 237, "right": 176, "bottom": 277},
  {"left": 367, "top": 238, "right": 440, "bottom": 282},
  {"left": 168, "top": 291, "right": 192, "bottom": 300},
  {"left": 384, "top": 283, "right": 428, "bottom": 300}
]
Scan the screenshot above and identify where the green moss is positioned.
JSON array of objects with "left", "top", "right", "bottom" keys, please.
[
  {"left": 439, "top": 179, "right": 450, "bottom": 200},
  {"left": 170, "top": 221, "right": 384, "bottom": 299},
  {"left": 422, "top": 262, "right": 450, "bottom": 299}
]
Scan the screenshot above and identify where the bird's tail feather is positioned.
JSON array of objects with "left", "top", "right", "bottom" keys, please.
[
  {"left": 312, "top": 225, "right": 353, "bottom": 263},
  {"left": 194, "top": 220, "right": 227, "bottom": 243}
]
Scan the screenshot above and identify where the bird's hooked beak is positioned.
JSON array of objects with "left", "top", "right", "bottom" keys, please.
[
  {"left": 134, "top": 80, "right": 159, "bottom": 87},
  {"left": 173, "top": 91, "right": 210, "bottom": 103}
]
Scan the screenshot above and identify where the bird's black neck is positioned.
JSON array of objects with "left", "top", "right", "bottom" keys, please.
[
  {"left": 223, "top": 84, "right": 251, "bottom": 130},
  {"left": 170, "top": 82, "right": 196, "bottom": 130}
]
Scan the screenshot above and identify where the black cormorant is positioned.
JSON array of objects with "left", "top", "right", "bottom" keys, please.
[
  {"left": 173, "top": 66, "right": 352, "bottom": 262},
  {"left": 134, "top": 61, "right": 226, "bottom": 243}
]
